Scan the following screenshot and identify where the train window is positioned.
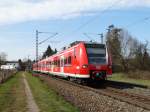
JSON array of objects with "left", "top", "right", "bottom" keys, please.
[
  {"left": 56, "top": 60, "right": 58, "bottom": 66},
  {"left": 55, "top": 60, "right": 57, "bottom": 66},
  {"left": 57, "top": 60, "right": 60, "bottom": 67},
  {"left": 68, "top": 56, "right": 72, "bottom": 64},
  {"left": 54, "top": 60, "right": 56, "bottom": 65},
  {"left": 48, "top": 62, "right": 50, "bottom": 68},
  {"left": 64, "top": 58, "right": 67, "bottom": 65},
  {"left": 61, "top": 59, "right": 63, "bottom": 67}
]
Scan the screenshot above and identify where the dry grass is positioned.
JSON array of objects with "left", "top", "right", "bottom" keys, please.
[
  {"left": 108, "top": 72, "right": 150, "bottom": 87},
  {"left": 127, "top": 70, "right": 150, "bottom": 80},
  {"left": 26, "top": 72, "right": 80, "bottom": 112}
]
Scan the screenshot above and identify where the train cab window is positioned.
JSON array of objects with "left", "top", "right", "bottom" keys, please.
[
  {"left": 85, "top": 43, "right": 106, "bottom": 65},
  {"left": 68, "top": 56, "right": 72, "bottom": 64}
]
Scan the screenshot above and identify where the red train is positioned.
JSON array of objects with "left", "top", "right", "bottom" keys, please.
[{"left": 33, "top": 41, "right": 112, "bottom": 82}]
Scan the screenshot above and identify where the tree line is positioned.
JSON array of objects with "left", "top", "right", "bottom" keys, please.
[
  {"left": 17, "top": 45, "right": 57, "bottom": 71},
  {"left": 106, "top": 25, "right": 150, "bottom": 73},
  {"left": 42, "top": 45, "right": 57, "bottom": 59}
]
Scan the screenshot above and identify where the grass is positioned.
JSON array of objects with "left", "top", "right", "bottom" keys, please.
[
  {"left": 108, "top": 73, "right": 150, "bottom": 87},
  {"left": 26, "top": 72, "right": 80, "bottom": 112},
  {"left": 0, "top": 72, "right": 27, "bottom": 112}
]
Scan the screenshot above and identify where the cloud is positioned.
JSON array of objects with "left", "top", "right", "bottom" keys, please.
[{"left": 0, "top": 0, "right": 150, "bottom": 25}]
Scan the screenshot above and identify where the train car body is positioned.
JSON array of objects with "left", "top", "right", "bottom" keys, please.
[{"left": 33, "top": 41, "right": 112, "bottom": 81}]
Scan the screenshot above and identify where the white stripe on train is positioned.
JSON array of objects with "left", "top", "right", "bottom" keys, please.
[{"left": 34, "top": 70, "right": 90, "bottom": 78}]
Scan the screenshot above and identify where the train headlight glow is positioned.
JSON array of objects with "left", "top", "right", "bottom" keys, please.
[
  {"left": 82, "top": 64, "right": 88, "bottom": 68},
  {"left": 108, "top": 65, "right": 112, "bottom": 69}
]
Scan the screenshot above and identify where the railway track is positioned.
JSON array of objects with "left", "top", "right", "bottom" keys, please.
[
  {"left": 101, "top": 87, "right": 150, "bottom": 110},
  {"left": 38, "top": 74, "right": 150, "bottom": 111}
]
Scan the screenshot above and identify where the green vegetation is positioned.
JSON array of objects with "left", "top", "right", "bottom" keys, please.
[
  {"left": 26, "top": 72, "right": 80, "bottom": 112},
  {"left": 108, "top": 73, "right": 150, "bottom": 87},
  {"left": 0, "top": 72, "right": 27, "bottom": 112},
  {"left": 42, "top": 45, "right": 57, "bottom": 59}
]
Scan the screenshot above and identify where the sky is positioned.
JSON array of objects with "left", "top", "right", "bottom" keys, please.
[{"left": 0, "top": 0, "right": 150, "bottom": 61}]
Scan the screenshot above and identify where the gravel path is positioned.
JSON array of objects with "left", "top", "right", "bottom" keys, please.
[
  {"left": 22, "top": 73, "right": 40, "bottom": 112},
  {"left": 40, "top": 75, "right": 150, "bottom": 112}
]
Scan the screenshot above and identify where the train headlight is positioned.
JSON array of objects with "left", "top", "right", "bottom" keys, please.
[
  {"left": 82, "top": 64, "right": 88, "bottom": 68},
  {"left": 108, "top": 65, "right": 112, "bottom": 69}
]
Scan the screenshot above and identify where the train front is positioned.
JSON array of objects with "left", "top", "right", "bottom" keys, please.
[{"left": 85, "top": 43, "right": 112, "bottom": 80}]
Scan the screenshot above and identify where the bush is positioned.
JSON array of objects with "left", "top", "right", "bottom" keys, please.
[{"left": 112, "top": 64, "right": 123, "bottom": 73}]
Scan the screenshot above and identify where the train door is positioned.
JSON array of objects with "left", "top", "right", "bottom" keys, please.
[
  {"left": 60, "top": 56, "right": 64, "bottom": 73},
  {"left": 73, "top": 47, "right": 80, "bottom": 75}
]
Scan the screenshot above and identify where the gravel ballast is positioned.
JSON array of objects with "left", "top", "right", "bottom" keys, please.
[
  {"left": 122, "top": 87, "right": 150, "bottom": 98},
  {"left": 40, "top": 75, "right": 150, "bottom": 112}
]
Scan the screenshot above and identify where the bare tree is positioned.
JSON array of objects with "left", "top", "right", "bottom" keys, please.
[
  {"left": 106, "top": 25, "right": 123, "bottom": 72},
  {"left": 119, "top": 29, "right": 139, "bottom": 71},
  {"left": 0, "top": 52, "right": 7, "bottom": 66}
]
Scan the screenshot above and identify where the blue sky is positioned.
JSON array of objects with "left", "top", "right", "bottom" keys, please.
[{"left": 0, "top": 0, "right": 150, "bottom": 60}]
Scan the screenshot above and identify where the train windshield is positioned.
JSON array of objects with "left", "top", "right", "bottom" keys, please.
[{"left": 85, "top": 44, "right": 106, "bottom": 65}]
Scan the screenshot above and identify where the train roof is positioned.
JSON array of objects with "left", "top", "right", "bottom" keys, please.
[
  {"left": 70, "top": 41, "right": 104, "bottom": 47},
  {"left": 33, "top": 41, "right": 106, "bottom": 64}
]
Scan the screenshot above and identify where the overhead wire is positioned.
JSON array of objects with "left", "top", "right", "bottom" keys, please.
[
  {"left": 83, "top": 33, "right": 96, "bottom": 42},
  {"left": 38, "top": 33, "right": 58, "bottom": 45},
  {"left": 125, "top": 16, "right": 150, "bottom": 28},
  {"left": 69, "top": 0, "right": 123, "bottom": 34}
]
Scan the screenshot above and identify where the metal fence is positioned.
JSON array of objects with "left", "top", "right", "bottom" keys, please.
[{"left": 0, "top": 70, "right": 16, "bottom": 84}]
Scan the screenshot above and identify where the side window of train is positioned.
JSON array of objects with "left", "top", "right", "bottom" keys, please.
[
  {"left": 54, "top": 60, "right": 56, "bottom": 66},
  {"left": 61, "top": 59, "right": 63, "bottom": 67},
  {"left": 64, "top": 58, "right": 67, "bottom": 65},
  {"left": 68, "top": 56, "right": 72, "bottom": 64},
  {"left": 57, "top": 60, "right": 60, "bottom": 67},
  {"left": 55, "top": 60, "right": 57, "bottom": 66},
  {"left": 50, "top": 61, "right": 51, "bottom": 67}
]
